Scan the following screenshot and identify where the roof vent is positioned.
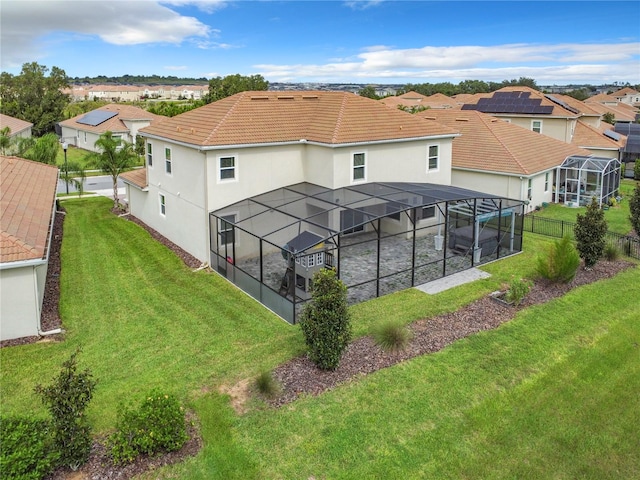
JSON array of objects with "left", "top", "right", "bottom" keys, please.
[
  {"left": 277, "top": 95, "right": 295, "bottom": 100},
  {"left": 250, "top": 96, "right": 269, "bottom": 100},
  {"left": 302, "top": 95, "right": 318, "bottom": 99},
  {"left": 455, "top": 118, "right": 469, "bottom": 122},
  {"left": 424, "top": 116, "right": 436, "bottom": 120}
]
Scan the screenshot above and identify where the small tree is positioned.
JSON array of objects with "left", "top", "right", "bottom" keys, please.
[
  {"left": 22, "top": 133, "right": 59, "bottom": 164},
  {"left": 602, "top": 112, "right": 616, "bottom": 125},
  {"left": 90, "top": 131, "right": 137, "bottom": 208},
  {"left": 536, "top": 234, "right": 580, "bottom": 283},
  {"left": 574, "top": 197, "right": 608, "bottom": 268},
  {"left": 629, "top": 182, "right": 640, "bottom": 236},
  {"left": 299, "top": 268, "right": 352, "bottom": 371},
  {"left": 34, "top": 349, "right": 96, "bottom": 471}
]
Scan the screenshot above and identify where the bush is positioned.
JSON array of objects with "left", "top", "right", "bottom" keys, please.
[
  {"left": 255, "top": 370, "right": 281, "bottom": 399},
  {"left": 0, "top": 416, "right": 58, "bottom": 480},
  {"left": 299, "top": 268, "right": 352, "bottom": 371},
  {"left": 630, "top": 182, "right": 640, "bottom": 236},
  {"left": 372, "top": 319, "right": 413, "bottom": 352},
  {"left": 504, "top": 277, "right": 533, "bottom": 306},
  {"left": 34, "top": 349, "right": 96, "bottom": 471},
  {"left": 536, "top": 235, "right": 580, "bottom": 283},
  {"left": 108, "top": 389, "right": 188, "bottom": 465},
  {"left": 574, "top": 197, "right": 608, "bottom": 268}
]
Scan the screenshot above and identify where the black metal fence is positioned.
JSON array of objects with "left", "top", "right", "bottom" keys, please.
[{"left": 523, "top": 215, "right": 640, "bottom": 260}]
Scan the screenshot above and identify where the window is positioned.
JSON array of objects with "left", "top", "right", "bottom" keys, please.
[
  {"left": 159, "top": 194, "right": 166, "bottom": 216},
  {"left": 165, "top": 147, "right": 172, "bottom": 174},
  {"left": 219, "top": 156, "right": 236, "bottom": 181},
  {"left": 352, "top": 152, "right": 366, "bottom": 182},
  {"left": 544, "top": 172, "right": 550, "bottom": 192},
  {"left": 427, "top": 145, "right": 439, "bottom": 171},
  {"left": 219, "top": 214, "right": 235, "bottom": 244},
  {"left": 527, "top": 178, "right": 533, "bottom": 200},
  {"left": 422, "top": 205, "right": 436, "bottom": 219},
  {"left": 83, "top": 131, "right": 87, "bottom": 144},
  {"left": 532, "top": 120, "right": 542, "bottom": 134},
  {"left": 147, "top": 142, "right": 153, "bottom": 167}
]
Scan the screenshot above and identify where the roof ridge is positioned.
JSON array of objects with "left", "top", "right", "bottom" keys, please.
[
  {"left": 331, "top": 92, "right": 349, "bottom": 144},
  {"left": 0, "top": 230, "right": 39, "bottom": 257},
  {"left": 202, "top": 93, "right": 245, "bottom": 145}
]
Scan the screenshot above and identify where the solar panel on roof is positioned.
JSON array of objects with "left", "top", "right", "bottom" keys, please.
[
  {"left": 77, "top": 110, "right": 118, "bottom": 126},
  {"left": 604, "top": 130, "right": 621, "bottom": 141}
]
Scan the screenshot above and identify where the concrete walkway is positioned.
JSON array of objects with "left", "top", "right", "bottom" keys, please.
[{"left": 414, "top": 268, "right": 491, "bottom": 295}]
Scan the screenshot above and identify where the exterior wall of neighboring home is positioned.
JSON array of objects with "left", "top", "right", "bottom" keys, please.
[
  {"left": 499, "top": 116, "right": 575, "bottom": 143},
  {"left": 581, "top": 146, "right": 621, "bottom": 160},
  {"left": 60, "top": 127, "right": 128, "bottom": 152},
  {"left": 0, "top": 259, "right": 48, "bottom": 341},
  {"left": 452, "top": 169, "right": 554, "bottom": 214}
]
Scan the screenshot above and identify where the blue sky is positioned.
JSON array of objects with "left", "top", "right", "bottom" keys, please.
[{"left": 2, "top": 0, "right": 639, "bottom": 85}]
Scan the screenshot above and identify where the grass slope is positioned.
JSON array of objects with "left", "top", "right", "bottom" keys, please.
[{"left": 1, "top": 198, "right": 638, "bottom": 479}]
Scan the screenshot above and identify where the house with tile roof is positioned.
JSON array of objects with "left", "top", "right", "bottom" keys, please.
[
  {"left": 422, "top": 110, "right": 618, "bottom": 212},
  {"left": 58, "top": 104, "right": 165, "bottom": 152},
  {"left": 0, "top": 113, "right": 33, "bottom": 147},
  {"left": 610, "top": 87, "right": 640, "bottom": 106},
  {"left": 123, "top": 90, "right": 461, "bottom": 262},
  {"left": 460, "top": 86, "right": 581, "bottom": 143},
  {"left": 381, "top": 92, "right": 459, "bottom": 111},
  {"left": 0, "top": 156, "right": 59, "bottom": 341}
]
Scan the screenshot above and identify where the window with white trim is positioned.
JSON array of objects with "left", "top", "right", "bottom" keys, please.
[
  {"left": 159, "top": 194, "right": 166, "bottom": 216},
  {"left": 527, "top": 178, "right": 533, "bottom": 200},
  {"left": 219, "top": 214, "right": 235, "bottom": 244},
  {"left": 532, "top": 120, "right": 542, "bottom": 134},
  {"left": 427, "top": 145, "right": 439, "bottom": 171},
  {"left": 544, "top": 172, "right": 550, "bottom": 192},
  {"left": 219, "top": 156, "right": 236, "bottom": 181},
  {"left": 422, "top": 205, "right": 436, "bottom": 219},
  {"left": 147, "top": 142, "right": 153, "bottom": 167},
  {"left": 352, "top": 152, "right": 366, "bottom": 182},
  {"left": 165, "top": 147, "right": 172, "bottom": 174}
]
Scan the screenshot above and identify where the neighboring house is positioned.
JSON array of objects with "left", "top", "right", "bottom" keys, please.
[
  {"left": 0, "top": 113, "right": 33, "bottom": 142},
  {"left": 58, "top": 104, "right": 165, "bottom": 152},
  {"left": 381, "top": 92, "right": 458, "bottom": 111},
  {"left": 610, "top": 87, "right": 640, "bottom": 106},
  {"left": 584, "top": 98, "right": 639, "bottom": 123},
  {"left": 424, "top": 110, "right": 604, "bottom": 212},
  {"left": 123, "top": 90, "right": 461, "bottom": 264},
  {"left": 63, "top": 84, "right": 209, "bottom": 102},
  {"left": 0, "top": 156, "right": 59, "bottom": 341},
  {"left": 461, "top": 86, "right": 581, "bottom": 143}
]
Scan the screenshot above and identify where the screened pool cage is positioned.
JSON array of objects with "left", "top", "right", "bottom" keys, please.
[
  {"left": 210, "top": 182, "right": 524, "bottom": 324},
  {"left": 555, "top": 155, "right": 621, "bottom": 208}
]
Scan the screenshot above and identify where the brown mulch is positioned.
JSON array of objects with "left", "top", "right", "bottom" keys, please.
[{"left": 267, "top": 259, "right": 635, "bottom": 408}]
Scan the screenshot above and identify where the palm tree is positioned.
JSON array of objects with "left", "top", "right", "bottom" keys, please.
[{"left": 91, "top": 131, "right": 137, "bottom": 208}]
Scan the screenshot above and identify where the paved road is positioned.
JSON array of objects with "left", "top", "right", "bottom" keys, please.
[{"left": 57, "top": 174, "right": 125, "bottom": 197}]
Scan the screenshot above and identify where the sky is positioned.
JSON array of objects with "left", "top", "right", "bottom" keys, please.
[{"left": 1, "top": 0, "right": 639, "bottom": 85}]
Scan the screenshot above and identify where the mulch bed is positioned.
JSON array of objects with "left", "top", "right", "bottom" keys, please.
[{"left": 267, "top": 258, "right": 635, "bottom": 408}]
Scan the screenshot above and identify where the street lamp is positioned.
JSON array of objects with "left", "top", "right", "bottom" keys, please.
[{"left": 62, "top": 141, "right": 69, "bottom": 194}]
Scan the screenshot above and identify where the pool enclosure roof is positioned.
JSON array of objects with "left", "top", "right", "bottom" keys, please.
[
  {"left": 211, "top": 182, "right": 520, "bottom": 252},
  {"left": 558, "top": 155, "right": 619, "bottom": 172}
]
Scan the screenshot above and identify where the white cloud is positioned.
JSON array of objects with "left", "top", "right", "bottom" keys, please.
[
  {"left": 256, "top": 42, "right": 640, "bottom": 83},
  {"left": 0, "top": 0, "right": 211, "bottom": 68}
]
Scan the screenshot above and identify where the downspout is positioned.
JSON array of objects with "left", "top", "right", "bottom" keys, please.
[{"left": 202, "top": 150, "right": 211, "bottom": 269}]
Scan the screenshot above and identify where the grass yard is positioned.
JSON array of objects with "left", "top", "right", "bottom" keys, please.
[
  {"left": 1, "top": 198, "right": 638, "bottom": 479},
  {"left": 536, "top": 178, "right": 637, "bottom": 235}
]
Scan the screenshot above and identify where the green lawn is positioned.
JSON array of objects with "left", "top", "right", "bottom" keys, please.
[
  {"left": 1, "top": 198, "right": 638, "bottom": 479},
  {"left": 535, "top": 179, "right": 637, "bottom": 235}
]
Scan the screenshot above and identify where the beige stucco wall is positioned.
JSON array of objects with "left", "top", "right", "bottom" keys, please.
[
  {"left": 499, "top": 116, "right": 576, "bottom": 143},
  {"left": 0, "top": 262, "right": 48, "bottom": 341}
]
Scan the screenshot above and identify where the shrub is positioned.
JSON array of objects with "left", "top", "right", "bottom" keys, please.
[
  {"left": 299, "top": 268, "right": 352, "bottom": 371},
  {"left": 536, "top": 234, "right": 580, "bottom": 283},
  {"left": 255, "top": 370, "right": 281, "bottom": 399},
  {"left": 108, "top": 389, "right": 188, "bottom": 465},
  {"left": 630, "top": 182, "right": 640, "bottom": 236},
  {"left": 574, "top": 197, "right": 608, "bottom": 268},
  {"left": 603, "top": 242, "right": 621, "bottom": 261},
  {"left": 0, "top": 416, "right": 58, "bottom": 480},
  {"left": 372, "top": 319, "right": 413, "bottom": 352},
  {"left": 504, "top": 277, "right": 533, "bottom": 306},
  {"left": 34, "top": 349, "right": 96, "bottom": 471}
]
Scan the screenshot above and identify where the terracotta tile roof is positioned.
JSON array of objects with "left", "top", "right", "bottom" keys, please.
[
  {"left": 140, "top": 91, "right": 458, "bottom": 147},
  {"left": 381, "top": 92, "right": 458, "bottom": 110},
  {"left": 121, "top": 168, "right": 147, "bottom": 189},
  {"left": 572, "top": 120, "right": 625, "bottom": 149},
  {"left": 1, "top": 156, "right": 58, "bottom": 263},
  {"left": 462, "top": 86, "right": 579, "bottom": 117},
  {"left": 551, "top": 94, "right": 602, "bottom": 116},
  {"left": 0, "top": 114, "right": 33, "bottom": 136},
  {"left": 59, "top": 104, "right": 165, "bottom": 134},
  {"left": 583, "top": 101, "right": 638, "bottom": 123},
  {"left": 612, "top": 87, "right": 639, "bottom": 97},
  {"left": 424, "top": 110, "right": 592, "bottom": 176},
  {"left": 585, "top": 93, "right": 619, "bottom": 104}
]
